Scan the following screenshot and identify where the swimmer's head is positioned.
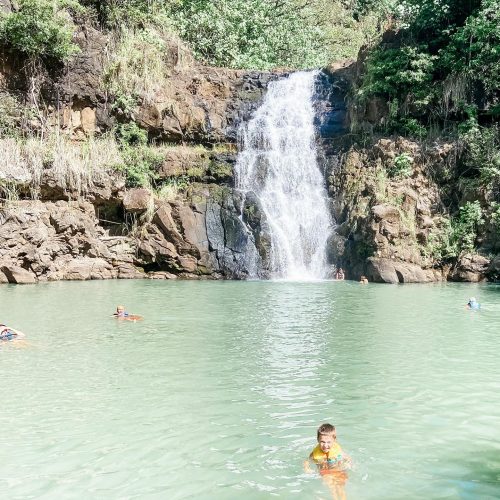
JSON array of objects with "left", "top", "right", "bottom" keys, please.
[
  {"left": 317, "top": 423, "right": 336, "bottom": 440},
  {"left": 116, "top": 305, "right": 125, "bottom": 314},
  {"left": 317, "top": 423, "right": 337, "bottom": 452},
  {"left": 469, "top": 297, "right": 476, "bottom": 303}
]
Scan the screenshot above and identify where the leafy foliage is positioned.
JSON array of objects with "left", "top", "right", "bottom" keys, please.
[
  {"left": 460, "top": 122, "right": 500, "bottom": 188},
  {"left": 388, "top": 152, "right": 413, "bottom": 178},
  {"left": 430, "top": 201, "right": 484, "bottom": 259},
  {"left": 83, "top": 0, "right": 384, "bottom": 70},
  {"left": 168, "top": 0, "right": 327, "bottom": 69},
  {"left": 0, "top": 0, "right": 80, "bottom": 62},
  {"left": 357, "top": 0, "right": 500, "bottom": 133},
  {"left": 115, "top": 122, "right": 162, "bottom": 188}
]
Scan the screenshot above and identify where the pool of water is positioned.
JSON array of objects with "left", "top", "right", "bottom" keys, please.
[{"left": 1, "top": 280, "right": 499, "bottom": 499}]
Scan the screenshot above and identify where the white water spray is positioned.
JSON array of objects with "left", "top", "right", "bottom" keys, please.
[{"left": 236, "top": 71, "right": 332, "bottom": 280}]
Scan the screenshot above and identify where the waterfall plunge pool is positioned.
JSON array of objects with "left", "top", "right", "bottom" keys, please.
[{"left": 1, "top": 280, "right": 499, "bottom": 499}]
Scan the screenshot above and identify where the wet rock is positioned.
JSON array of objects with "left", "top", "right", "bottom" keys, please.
[
  {"left": 61, "top": 257, "right": 113, "bottom": 280},
  {"left": 1, "top": 265, "right": 37, "bottom": 284},
  {"left": 486, "top": 255, "right": 500, "bottom": 281},
  {"left": 366, "top": 257, "right": 436, "bottom": 284},
  {"left": 450, "top": 253, "right": 490, "bottom": 282}
]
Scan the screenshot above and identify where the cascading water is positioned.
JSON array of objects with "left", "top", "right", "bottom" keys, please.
[{"left": 235, "top": 71, "right": 332, "bottom": 280}]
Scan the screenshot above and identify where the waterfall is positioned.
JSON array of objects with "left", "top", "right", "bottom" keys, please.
[{"left": 235, "top": 71, "right": 332, "bottom": 280}]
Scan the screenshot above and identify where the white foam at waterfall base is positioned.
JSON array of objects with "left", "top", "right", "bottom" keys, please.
[{"left": 236, "top": 71, "right": 332, "bottom": 280}]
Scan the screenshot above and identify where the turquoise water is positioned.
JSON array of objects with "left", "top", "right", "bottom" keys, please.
[{"left": 1, "top": 280, "right": 499, "bottom": 499}]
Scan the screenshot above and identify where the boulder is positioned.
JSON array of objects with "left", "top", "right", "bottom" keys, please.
[
  {"left": 366, "top": 257, "right": 435, "bottom": 283},
  {"left": 61, "top": 257, "right": 113, "bottom": 280},
  {"left": 450, "top": 253, "right": 490, "bottom": 282},
  {"left": 116, "top": 262, "right": 146, "bottom": 279},
  {"left": 148, "top": 271, "right": 178, "bottom": 280},
  {"left": 123, "top": 188, "right": 152, "bottom": 213},
  {"left": 486, "top": 255, "right": 500, "bottom": 281},
  {"left": 1, "top": 265, "right": 37, "bottom": 284}
]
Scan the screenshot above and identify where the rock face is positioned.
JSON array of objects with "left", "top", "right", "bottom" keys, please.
[
  {"left": 48, "top": 28, "right": 276, "bottom": 144},
  {"left": 323, "top": 136, "right": 494, "bottom": 282},
  {"left": 0, "top": 185, "right": 267, "bottom": 282}
]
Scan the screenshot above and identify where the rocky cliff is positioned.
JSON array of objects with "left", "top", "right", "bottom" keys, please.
[
  {"left": 0, "top": 24, "right": 282, "bottom": 283},
  {"left": 0, "top": 21, "right": 497, "bottom": 284}
]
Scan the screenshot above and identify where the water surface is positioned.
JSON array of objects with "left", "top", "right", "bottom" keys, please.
[{"left": 1, "top": 280, "right": 499, "bottom": 499}]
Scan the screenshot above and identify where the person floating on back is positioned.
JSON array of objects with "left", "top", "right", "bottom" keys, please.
[
  {"left": 304, "top": 423, "right": 352, "bottom": 500},
  {"left": 0, "top": 323, "right": 26, "bottom": 341},
  {"left": 113, "top": 305, "right": 143, "bottom": 322},
  {"left": 466, "top": 297, "right": 481, "bottom": 310}
]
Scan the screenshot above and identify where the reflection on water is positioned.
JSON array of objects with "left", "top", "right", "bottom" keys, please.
[{"left": 0, "top": 280, "right": 499, "bottom": 499}]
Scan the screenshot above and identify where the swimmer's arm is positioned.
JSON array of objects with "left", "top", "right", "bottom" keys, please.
[
  {"left": 9, "top": 328, "right": 25, "bottom": 339},
  {"left": 303, "top": 453, "right": 314, "bottom": 473},
  {"left": 341, "top": 451, "right": 353, "bottom": 470}
]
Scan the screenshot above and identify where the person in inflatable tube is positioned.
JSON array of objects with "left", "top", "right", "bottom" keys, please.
[
  {"left": 113, "top": 305, "right": 143, "bottom": 322},
  {"left": 466, "top": 297, "right": 481, "bottom": 310},
  {"left": 0, "top": 323, "right": 26, "bottom": 341},
  {"left": 304, "top": 423, "right": 352, "bottom": 500}
]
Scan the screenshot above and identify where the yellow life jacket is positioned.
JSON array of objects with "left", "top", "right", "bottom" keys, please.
[{"left": 310, "top": 443, "right": 343, "bottom": 465}]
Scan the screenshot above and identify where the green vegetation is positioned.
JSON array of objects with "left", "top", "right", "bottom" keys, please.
[
  {"left": 72, "top": 0, "right": 383, "bottom": 70},
  {"left": 460, "top": 121, "right": 500, "bottom": 189},
  {"left": 115, "top": 123, "right": 161, "bottom": 188},
  {"left": 427, "top": 201, "right": 485, "bottom": 260},
  {"left": 388, "top": 152, "right": 413, "bottom": 178},
  {"left": 103, "top": 26, "right": 174, "bottom": 105},
  {"left": 357, "top": 0, "right": 500, "bottom": 133},
  {"left": 0, "top": 0, "right": 81, "bottom": 63}
]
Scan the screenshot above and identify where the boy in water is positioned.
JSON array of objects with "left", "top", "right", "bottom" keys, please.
[
  {"left": 304, "top": 423, "right": 352, "bottom": 500},
  {"left": 113, "top": 306, "right": 143, "bottom": 322}
]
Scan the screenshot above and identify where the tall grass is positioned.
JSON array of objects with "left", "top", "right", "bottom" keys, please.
[
  {"left": 0, "top": 133, "right": 123, "bottom": 199},
  {"left": 104, "top": 27, "right": 188, "bottom": 105}
]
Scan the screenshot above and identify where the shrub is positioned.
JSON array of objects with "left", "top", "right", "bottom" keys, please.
[
  {"left": 441, "top": 1, "right": 500, "bottom": 94},
  {"left": 115, "top": 122, "right": 164, "bottom": 188},
  {"left": 388, "top": 152, "right": 413, "bottom": 178},
  {"left": 460, "top": 122, "right": 500, "bottom": 188},
  {"left": 116, "top": 122, "right": 148, "bottom": 147},
  {"left": 0, "top": 0, "right": 80, "bottom": 63}
]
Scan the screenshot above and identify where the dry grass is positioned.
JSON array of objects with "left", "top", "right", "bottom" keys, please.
[
  {"left": 155, "top": 183, "right": 179, "bottom": 202},
  {"left": 104, "top": 26, "right": 187, "bottom": 104},
  {"left": 0, "top": 133, "right": 123, "bottom": 198},
  {"left": 441, "top": 73, "right": 470, "bottom": 116}
]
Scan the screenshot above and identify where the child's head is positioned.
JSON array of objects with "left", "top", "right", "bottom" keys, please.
[
  {"left": 317, "top": 423, "right": 336, "bottom": 452},
  {"left": 116, "top": 305, "right": 125, "bottom": 314}
]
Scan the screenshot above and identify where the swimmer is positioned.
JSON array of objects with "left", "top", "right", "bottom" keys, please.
[
  {"left": 113, "top": 305, "right": 143, "bottom": 322},
  {"left": 335, "top": 268, "right": 345, "bottom": 280},
  {"left": 0, "top": 323, "right": 26, "bottom": 341},
  {"left": 466, "top": 297, "right": 481, "bottom": 310},
  {"left": 304, "top": 423, "right": 352, "bottom": 500},
  {"left": 359, "top": 276, "right": 368, "bottom": 284}
]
